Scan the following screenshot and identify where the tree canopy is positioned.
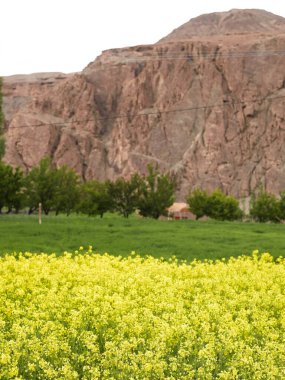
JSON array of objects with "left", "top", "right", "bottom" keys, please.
[
  {"left": 138, "top": 164, "right": 175, "bottom": 219},
  {"left": 108, "top": 174, "right": 141, "bottom": 218}
]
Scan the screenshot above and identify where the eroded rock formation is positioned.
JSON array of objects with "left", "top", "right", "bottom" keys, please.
[{"left": 3, "top": 9, "right": 285, "bottom": 199}]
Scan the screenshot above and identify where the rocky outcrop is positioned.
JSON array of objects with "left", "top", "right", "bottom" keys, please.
[
  {"left": 159, "top": 9, "right": 285, "bottom": 41},
  {"left": 3, "top": 9, "right": 285, "bottom": 199}
]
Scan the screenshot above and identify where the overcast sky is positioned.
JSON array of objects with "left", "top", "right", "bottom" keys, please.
[{"left": 1, "top": 0, "right": 285, "bottom": 76}]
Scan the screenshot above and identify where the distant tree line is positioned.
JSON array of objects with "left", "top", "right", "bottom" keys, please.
[
  {"left": 1, "top": 77, "right": 284, "bottom": 224},
  {"left": 0, "top": 158, "right": 175, "bottom": 219},
  {"left": 1, "top": 155, "right": 284, "bottom": 223}
]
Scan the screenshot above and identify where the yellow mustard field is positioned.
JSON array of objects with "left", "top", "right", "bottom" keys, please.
[{"left": 0, "top": 250, "right": 285, "bottom": 379}]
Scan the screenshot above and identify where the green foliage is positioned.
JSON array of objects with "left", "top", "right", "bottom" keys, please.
[
  {"left": 138, "top": 164, "right": 175, "bottom": 219},
  {"left": 0, "top": 159, "right": 174, "bottom": 219},
  {"left": 21, "top": 158, "right": 124, "bottom": 217},
  {"left": 279, "top": 191, "right": 285, "bottom": 221},
  {"left": 0, "top": 162, "right": 24, "bottom": 213},
  {"left": 5, "top": 166, "right": 24, "bottom": 213},
  {"left": 24, "top": 158, "right": 81, "bottom": 216},
  {"left": 0, "top": 77, "right": 5, "bottom": 159},
  {"left": 24, "top": 157, "right": 61, "bottom": 215},
  {"left": 207, "top": 189, "right": 243, "bottom": 221},
  {"left": 250, "top": 190, "right": 280, "bottom": 223},
  {"left": 78, "top": 180, "right": 112, "bottom": 217},
  {"left": 187, "top": 188, "right": 209, "bottom": 220},
  {"left": 108, "top": 174, "right": 141, "bottom": 218},
  {"left": 187, "top": 188, "right": 242, "bottom": 221},
  {"left": 53, "top": 165, "right": 80, "bottom": 216}
]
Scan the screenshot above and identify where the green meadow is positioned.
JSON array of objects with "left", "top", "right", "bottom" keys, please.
[{"left": 0, "top": 213, "right": 285, "bottom": 260}]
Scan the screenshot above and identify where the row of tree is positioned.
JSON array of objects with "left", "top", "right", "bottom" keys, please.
[
  {"left": 1, "top": 154, "right": 285, "bottom": 222},
  {"left": 0, "top": 158, "right": 175, "bottom": 219},
  {"left": 187, "top": 188, "right": 285, "bottom": 223}
]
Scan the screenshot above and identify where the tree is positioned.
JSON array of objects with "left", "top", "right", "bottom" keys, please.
[
  {"left": 138, "top": 164, "right": 175, "bottom": 219},
  {"left": 250, "top": 190, "right": 280, "bottom": 223},
  {"left": 78, "top": 180, "right": 112, "bottom": 217},
  {"left": 187, "top": 188, "right": 209, "bottom": 220},
  {"left": 24, "top": 157, "right": 59, "bottom": 215},
  {"left": 278, "top": 191, "right": 285, "bottom": 221},
  {"left": 108, "top": 174, "right": 142, "bottom": 218},
  {"left": 5, "top": 166, "right": 25, "bottom": 213},
  {"left": 0, "top": 78, "right": 5, "bottom": 159},
  {"left": 0, "top": 162, "right": 24, "bottom": 213},
  {"left": 53, "top": 165, "right": 80, "bottom": 215}
]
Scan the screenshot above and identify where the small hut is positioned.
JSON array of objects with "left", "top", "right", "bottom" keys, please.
[{"left": 167, "top": 202, "right": 194, "bottom": 220}]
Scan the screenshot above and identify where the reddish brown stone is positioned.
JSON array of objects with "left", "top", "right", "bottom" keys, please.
[{"left": 3, "top": 9, "right": 285, "bottom": 200}]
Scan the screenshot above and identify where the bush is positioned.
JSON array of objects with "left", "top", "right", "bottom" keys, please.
[
  {"left": 187, "top": 188, "right": 242, "bottom": 221},
  {"left": 250, "top": 191, "right": 280, "bottom": 223},
  {"left": 207, "top": 190, "right": 243, "bottom": 221}
]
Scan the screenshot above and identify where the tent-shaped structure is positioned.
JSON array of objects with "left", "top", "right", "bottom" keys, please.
[{"left": 167, "top": 202, "right": 194, "bottom": 220}]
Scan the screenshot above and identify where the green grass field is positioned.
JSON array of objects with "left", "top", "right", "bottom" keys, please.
[{"left": 1, "top": 213, "right": 285, "bottom": 260}]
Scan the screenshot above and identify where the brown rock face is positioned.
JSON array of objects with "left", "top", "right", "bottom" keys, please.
[
  {"left": 3, "top": 9, "right": 285, "bottom": 199},
  {"left": 159, "top": 9, "right": 285, "bottom": 41}
]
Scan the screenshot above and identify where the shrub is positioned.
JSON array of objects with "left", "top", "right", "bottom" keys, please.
[
  {"left": 250, "top": 190, "right": 280, "bottom": 223},
  {"left": 187, "top": 188, "right": 242, "bottom": 221},
  {"left": 187, "top": 188, "right": 209, "bottom": 220},
  {"left": 207, "top": 189, "right": 243, "bottom": 221}
]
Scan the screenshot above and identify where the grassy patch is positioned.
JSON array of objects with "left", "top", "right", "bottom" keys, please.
[{"left": 0, "top": 213, "right": 285, "bottom": 260}]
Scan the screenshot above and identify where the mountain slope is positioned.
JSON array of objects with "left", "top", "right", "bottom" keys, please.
[
  {"left": 3, "top": 9, "right": 285, "bottom": 200},
  {"left": 159, "top": 9, "right": 285, "bottom": 41}
]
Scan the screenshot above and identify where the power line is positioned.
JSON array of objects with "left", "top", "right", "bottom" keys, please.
[
  {"left": 82, "top": 48, "right": 285, "bottom": 76},
  {"left": 6, "top": 49, "right": 285, "bottom": 130},
  {"left": 7, "top": 94, "right": 285, "bottom": 130}
]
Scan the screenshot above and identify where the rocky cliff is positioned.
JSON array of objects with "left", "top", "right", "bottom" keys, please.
[{"left": 3, "top": 9, "right": 285, "bottom": 199}]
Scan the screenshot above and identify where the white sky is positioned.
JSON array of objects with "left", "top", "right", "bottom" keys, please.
[{"left": 1, "top": 0, "right": 285, "bottom": 76}]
